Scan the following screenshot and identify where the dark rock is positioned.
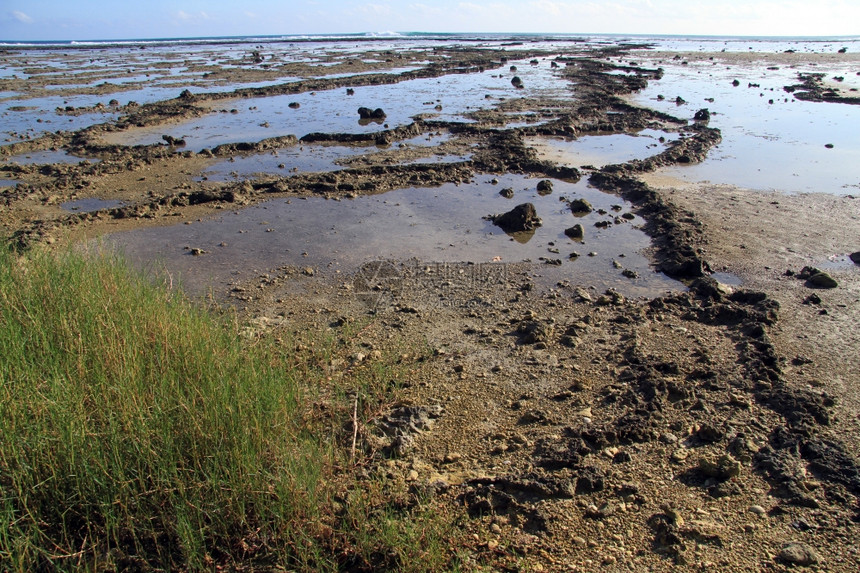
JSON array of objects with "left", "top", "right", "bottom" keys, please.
[
  {"left": 536, "top": 179, "right": 553, "bottom": 195},
  {"left": 565, "top": 224, "right": 585, "bottom": 239},
  {"left": 511, "top": 76, "right": 523, "bottom": 88},
  {"left": 850, "top": 251, "right": 860, "bottom": 264},
  {"left": 357, "top": 107, "right": 386, "bottom": 120},
  {"left": 491, "top": 203, "right": 542, "bottom": 233},
  {"left": 569, "top": 198, "right": 593, "bottom": 214},
  {"left": 807, "top": 271, "right": 838, "bottom": 289},
  {"left": 694, "top": 108, "right": 711, "bottom": 121},
  {"left": 288, "top": 102, "right": 300, "bottom": 109},
  {"left": 802, "top": 293, "right": 822, "bottom": 305},
  {"left": 161, "top": 134, "right": 186, "bottom": 147},
  {"left": 499, "top": 187, "right": 515, "bottom": 199}
]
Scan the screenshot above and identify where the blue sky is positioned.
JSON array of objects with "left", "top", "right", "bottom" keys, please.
[{"left": 2, "top": 0, "right": 858, "bottom": 41}]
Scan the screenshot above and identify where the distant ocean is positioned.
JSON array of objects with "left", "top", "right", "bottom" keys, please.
[{"left": 3, "top": 32, "right": 859, "bottom": 49}]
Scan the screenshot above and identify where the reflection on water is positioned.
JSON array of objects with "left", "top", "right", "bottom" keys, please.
[
  {"left": 99, "top": 57, "right": 569, "bottom": 151},
  {"left": 630, "top": 55, "right": 860, "bottom": 194},
  {"left": 527, "top": 129, "right": 680, "bottom": 168},
  {"left": 61, "top": 198, "right": 124, "bottom": 212},
  {"left": 6, "top": 149, "right": 99, "bottom": 165},
  {"left": 107, "top": 174, "right": 681, "bottom": 298}
]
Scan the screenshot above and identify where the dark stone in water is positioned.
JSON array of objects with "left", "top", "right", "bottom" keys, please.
[
  {"left": 569, "top": 198, "right": 593, "bottom": 214},
  {"left": 358, "top": 107, "right": 386, "bottom": 119},
  {"left": 491, "top": 203, "right": 542, "bottom": 233},
  {"left": 565, "top": 224, "right": 585, "bottom": 239},
  {"left": 694, "top": 108, "right": 711, "bottom": 121},
  {"left": 850, "top": 251, "right": 860, "bottom": 264},
  {"left": 511, "top": 76, "right": 523, "bottom": 88},
  {"left": 536, "top": 179, "right": 553, "bottom": 195}
]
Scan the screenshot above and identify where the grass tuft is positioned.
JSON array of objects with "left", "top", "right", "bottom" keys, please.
[{"left": 0, "top": 243, "right": 463, "bottom": 571}]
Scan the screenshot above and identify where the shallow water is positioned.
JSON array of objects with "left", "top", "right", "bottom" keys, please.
[
  {"left": 99, "top": 56, "right": 570, "bottom": 151},
  {"left": 630, "top": 52, "right": 860, "bottom": 194},
  {"left": 527, "top": 129, "right": 680, "bottom": 168},
  {"left": 108, "top": 174, "right": 681, "bottom": 298},
  {"left": 6, "top": 149, "right": 99, "bottom": 165},
  {"left": 198, "top": 133, "right": 457, "bottom": 181},
  {"left": 61, "top": 198, "right": 124, "bottom": 212}
]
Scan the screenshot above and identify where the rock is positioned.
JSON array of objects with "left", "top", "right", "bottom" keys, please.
[
  {"left": 511, "top": 76, "right": 523, "bottom": 88},
  {"left": 499, "top": 187, "right": 515, "bottom": 198},
  {"left": 749, "top": 505, "right": 767, "bottom": 515},
  {"left": 699, "top": 454, "right": 741, "bottom": 480},
  {"left": 491, "top": 203, "right": 542, "bottom": 233},
  {"left": 694, "top": 108, "right": 711, "bottom": 121},
  {"left": 807, "top": 272, "right": 838, "bottom": 289},
  {"left": 565, "top": 224, "right": 585, "bottom": 239},
  {"left": 288, "top": 102, "right": 300, "bottom": 109},
  {"left": 850, "top": 251, "right": 860, "bottom": 264},
  {"left": 569, "top": 198, "right": 593, "bottom": 214},
  {"left": 357, "top": 107, "right": 386, "bottom": 120},
  {"left": 779, "top": 542, "right": 819, "bottom": 566},
  {"left": 536, "top": 179, "right": 553, "bottom": 195}
]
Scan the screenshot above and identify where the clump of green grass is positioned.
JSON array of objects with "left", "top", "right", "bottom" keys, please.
[{"left": 0, "top": 244, "right": 464, "bottom": 571}]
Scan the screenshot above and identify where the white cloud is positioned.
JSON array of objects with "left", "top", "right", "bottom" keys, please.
[
  {"left": 175, "top": 10, "right": 212, "bottom": 23},
  {"left": 12, "top": 10, "right": 34, "bottom": 24}
]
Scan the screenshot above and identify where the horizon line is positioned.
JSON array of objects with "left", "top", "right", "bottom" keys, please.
[{"left": 3, "top": 31, "right": 860, "bottom": 45}]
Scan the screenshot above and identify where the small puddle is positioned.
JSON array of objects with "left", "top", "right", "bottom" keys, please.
[
  {"left": 710, "top": 272, "right": 743, "bottom": 287},
  {"left": 61, "top": 198, "right": 124, "bottom": 212},
  {"left": 198, "top": 134, "right": 458, "bottom": 181},
  {"left": 107, "top": 173, "right": 682, "bottom": 299},
  {"left": 6, "top": 149, "right": 100, "bottom": 165},
  {"left": 0, "top": 179, "right": 19, "bottom": 188},
  {"left": 527, "top": 129, "right": 679, "bottom": 168},
  {"left": 199, "top": 145, "right": 371, "bottom": 181}
]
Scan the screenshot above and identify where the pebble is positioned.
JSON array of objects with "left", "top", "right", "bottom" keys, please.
[
  {"left": 779, "top": 542, "right": 820, "bottom": 566},
  {"left": 573, "top": 536, "right": 587, "bottom": 547},
  {"left": 749, "top": 505, "right": 766, "bottom": 515}
]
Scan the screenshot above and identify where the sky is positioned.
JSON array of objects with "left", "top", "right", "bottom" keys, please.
[{"left": 1, "top": 0, "right": 858, "bottom": 41}]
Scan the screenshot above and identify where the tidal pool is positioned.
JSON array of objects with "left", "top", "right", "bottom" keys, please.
[
  {"left": 630, "top": 54, "right": 860, "bottom": 194},
  {"left": 6, "top": 149, "right": 99, "bottom": 165},
  {"left": 61, "top": 198, "right": 124, "bottom": 212},
  {"left": 108, "top": 173, "right": 681, "bottom": 299},
  {"left": 526, "top": 129, "right": 680, "bottom": 169},
  {"left": 99, "top": 56, "right": 571, "bottom": 151}
]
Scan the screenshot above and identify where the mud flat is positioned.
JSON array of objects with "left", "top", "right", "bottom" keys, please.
[{"left": 2, "top": 35, "right": 859, "bottom": 570}]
